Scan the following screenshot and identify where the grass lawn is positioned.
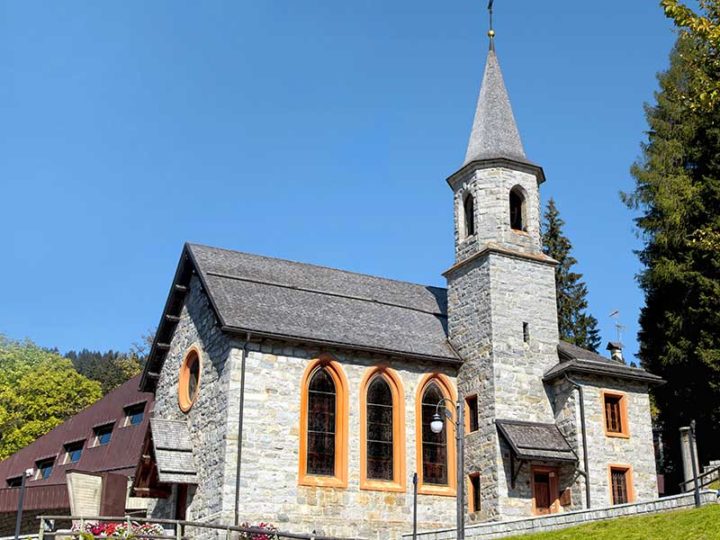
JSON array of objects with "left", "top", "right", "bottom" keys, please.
[{"left": 505, "top": 504, "right": 720, "bottom": 540}]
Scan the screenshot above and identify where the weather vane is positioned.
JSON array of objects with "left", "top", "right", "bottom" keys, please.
[{"left": 488, "top": 0, "right": 496, "bottom": 50}]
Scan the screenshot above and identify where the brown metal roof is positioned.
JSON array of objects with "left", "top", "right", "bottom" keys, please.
[{"left": 0, "top": 376, "right": 153, "bottom": 491}]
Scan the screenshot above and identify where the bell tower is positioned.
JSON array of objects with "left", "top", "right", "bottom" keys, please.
[{"left": 445, "top": 24, "right": 561, "bottom": 519}]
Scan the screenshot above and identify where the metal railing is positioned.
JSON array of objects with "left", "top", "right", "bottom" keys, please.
[
  {"left": 679, "top": 463, "right": 720, "bottom": 492},
  {"left": 38, "top": 515, "right": 366, "bottom": 540}
]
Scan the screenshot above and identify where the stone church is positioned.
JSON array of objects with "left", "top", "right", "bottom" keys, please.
[{"left": 133, "top": 38, "right": 663, "bottom": 539}]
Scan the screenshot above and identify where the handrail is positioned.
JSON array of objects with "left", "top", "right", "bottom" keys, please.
[
  {"left": 679, "top": 464, "right": 720, "bottom": 490},
  {"left": 38, "top": 515, "right": 367, "bottom": 540}
]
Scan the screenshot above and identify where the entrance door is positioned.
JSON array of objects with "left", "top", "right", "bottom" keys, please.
[
  {"left": 533, "top": 473, "right": 551, "bottom": 514},
  {"left": 532, "top": 467, "right": 558, "bottom": 515}
]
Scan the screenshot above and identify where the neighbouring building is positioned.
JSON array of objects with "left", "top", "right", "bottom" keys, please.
[
  {"left": 0, "top": 376, "right": 154, "bottom": 535},
  {"left": 131, "top": 31, "right": 664, "bottom": 540}
]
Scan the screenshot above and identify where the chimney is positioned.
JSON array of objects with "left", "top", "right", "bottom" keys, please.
[{"left": 606, "top": 341, "right": 624, "bottom": 363}]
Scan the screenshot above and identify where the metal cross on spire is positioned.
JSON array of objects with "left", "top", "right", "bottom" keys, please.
[{"left": 488, "top": 0, "right": 496, "bottom": 51}]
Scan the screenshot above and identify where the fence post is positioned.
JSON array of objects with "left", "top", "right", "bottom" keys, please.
[
  {"left": 38, "top": 518, "right": 45, "bottom": 540},
  {"left": 175, "top": 521, "right": 182, "bottom": 540},
  {"left": 126, "top": 515, "right": 132, "bottom": 535}
]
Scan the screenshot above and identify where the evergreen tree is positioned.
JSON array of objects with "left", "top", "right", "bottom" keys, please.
[
  {"left": 541, "top": 198, "right": 601, "bottom": 352},
  {"left": 622, "top": 26, "right": 720, "bottom": 482},
  {"left": 65, "top": 348, "right": 144, "bottom": 394}
]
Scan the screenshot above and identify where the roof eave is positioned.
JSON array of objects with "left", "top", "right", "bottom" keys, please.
[
  {"left": 543, "top": 361, "right": 666, "bottom": 386},
  {"left": 446, "top": 157, "right": 546, "bottom": 189}
]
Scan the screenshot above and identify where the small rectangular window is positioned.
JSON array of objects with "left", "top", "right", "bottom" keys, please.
[
  {"left": 465, "top": 395, "right": 479, "bottom": 433},
  {"left": 6, "top": 476, "right": 22, "bottom": 488},
  {"left": 124, "top": 403, "right": 146, "bottom": 427},
  {"left": 469, "top": 473, "right": 481, "bottom": 512},
  {"left": 35, "top": 459, "right": 54, "bottom": 480},
  {"left": 523, "top": 322, "right": 530, "bottom": 343},
  {"left": 610, "top": 467, "right": 631, "bottom": 505},
  {"left": 93, "top": 424, "right": 113, "bottom": 446},
  {"left": 603, "top": 392, "right": 629, "bottom": 437},
  {"left": 64, "top": 442, "right": 84, "bottom": 464}
]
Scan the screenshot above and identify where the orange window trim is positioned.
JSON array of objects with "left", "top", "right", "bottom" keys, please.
[
  {"left": 178, "top": 345, "right": 202, "bottom": 413},
  {"left": 298, "top": 355, "right": 349, "bottom": 489},
  {"left": 415, "top": 373, "right": 457, "bottom": 497},
  {"left": 530, "top": 465, "right": 560, "bottom": 516},
  {"left": 359, "top": 366, "right": 406, "bottom": 492},
  {"left": 601, "top": 390, "right": 631, "bottom": 439},
  {"left": 608, "top": 464, "right": 635, "bottom": 504}
]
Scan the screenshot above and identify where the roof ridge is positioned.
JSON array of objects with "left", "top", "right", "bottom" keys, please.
[
  {"left": 187, "top": 242, "right": 447, "bottom": 294},
  {"left": 204, "top": 270, "right": 447, "bottom": 317}
]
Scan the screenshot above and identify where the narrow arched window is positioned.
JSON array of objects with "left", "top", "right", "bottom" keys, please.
[
  {"left": 463, "top": 193, "right": 475, "bottom": 237},
  {"left": 360, "top": 367, "right": 405, "bottom": 491},
  {"left": 307, "top": 368, "right": 336, "bottom": 476},
  {"left": 416, "top": 373, "right": 456, "bottom": 496},
  {"left": 510, "top": 186, "right": 526, "bottom": 231},
  {"left": 366, "top": 377, "right": 393, "bottom": 480},
  {"left": 299, "top": 357, "right": 348, "bottom": 488},
  {"left": 421, "top": 382, "right": 448, "bottom": 485}
]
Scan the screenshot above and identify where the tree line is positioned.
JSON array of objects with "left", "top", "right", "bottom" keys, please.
[{"left": 0, "top": 334, "right": 151, "bottom": 460}]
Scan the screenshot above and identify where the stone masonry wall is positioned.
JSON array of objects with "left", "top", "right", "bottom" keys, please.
[
  {"left": 451, "top": 167, "right": 542, "bottom": 264},
  {"left": 235, "top": 342, "right": 457, "bottom": 540},
  {"left": 448, "top": 164, "right": 561, "bottom": 521},
  {"left": 148, "top": 275, "right": 234, "bottom": 525},
  {"left": 573, "top": 375, "right": 658, "bottom": 506},
  {"left": 447, "top": 255, "right": 500, "bottom": 522}
]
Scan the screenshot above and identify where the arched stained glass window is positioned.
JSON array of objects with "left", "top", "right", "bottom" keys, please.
[
  {"left": 421, "top": 382, "right": 448, "bottom": 485},
  {"left": 307, "top": 368, "right": 336, "bottom": 476},
  {"left": 366, "top": 376, "right": 394, "bottom": 481}
]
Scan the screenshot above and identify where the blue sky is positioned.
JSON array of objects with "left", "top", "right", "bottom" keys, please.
[{"left": 1, "top": 2, "right": 677, "bottom": 361}]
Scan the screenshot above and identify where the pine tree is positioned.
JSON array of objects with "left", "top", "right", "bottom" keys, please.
[
  {"left": 541, "top": 198, "right": 601, "bottom": 352},
  {"left": 622, "top": 28, "right": 720, "bottom": 482}
]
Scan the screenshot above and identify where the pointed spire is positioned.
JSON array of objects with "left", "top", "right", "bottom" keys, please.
[{"left": 463, "top": 48, "right": 527, "bottom": 165}]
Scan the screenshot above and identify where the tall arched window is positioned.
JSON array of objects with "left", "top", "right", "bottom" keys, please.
[
  {"left": 360, "top": 367, "right": 405, "bottom": 491},
  {"left": 463, "top": 192, "right": 476, "bottom": 237},
  {"left": 416, "top": 374, "right": 457, "bottom": 496},
  {"left": 509, "top": 186, "right": 526, "bottom": 231},
  {"left": 299, "top": 356, "right": 348, "bottom": 488}
]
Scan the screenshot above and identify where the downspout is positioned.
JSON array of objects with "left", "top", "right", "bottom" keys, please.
[
  {"left": 564, "top": 373, "right": 591, "bottom": 509},
  {"left": 234, "top": 333, "right": 251, "bottom": 526}
]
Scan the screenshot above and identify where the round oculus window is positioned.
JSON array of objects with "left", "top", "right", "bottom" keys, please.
[{"left": 179, "top": 347, "right": 201, "bottom": 412}]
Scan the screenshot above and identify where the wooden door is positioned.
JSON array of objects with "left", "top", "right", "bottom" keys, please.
[{"left": 533, "top": 472, "right": 552, "bottom": 515}]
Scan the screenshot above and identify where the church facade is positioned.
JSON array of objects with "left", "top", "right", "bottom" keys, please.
[{"left": 134, "top": 43, "right": 663, "bottom": 539}]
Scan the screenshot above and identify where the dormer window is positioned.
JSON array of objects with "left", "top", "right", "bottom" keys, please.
[
  {"left": 63, "top": 441, "right": 84, "bottom": 464},
  {"left": 35, "top": 458, "right": 54, "bottom": 480},
  {"left": 93, "top": 424, "right": 113, "bottom": 446},
  {"left": 463, "top": 193, "right": 476, "bottom": 237},
  {"left": 509, "top": 186, "right": 526, "bottom": 231},
  {"left": 123, "top": 403, "right": 146, "bottom": 427},
  {"left": 6, "top": 476, "right": 22, "bottom": 488}
]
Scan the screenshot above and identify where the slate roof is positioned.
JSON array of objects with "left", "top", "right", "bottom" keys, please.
[
  {"left": 142, "top": 243, "right": 459, "bottom": 390},
  {"left": 496, "top": 420, "right": 577, "bottom": 463},
  {"left": 150, "top": 419, "right": 197, "bottom": 485},
  {"left": 464, "top": 49, "right": 528, "bottom": 165},
  {"left": 545, "top": 342, "right": 665, "bottom": 385}
]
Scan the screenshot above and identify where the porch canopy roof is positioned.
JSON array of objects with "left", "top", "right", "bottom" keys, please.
[{"left": 496, "top": 419, "right": 577, "bottom": 463}]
